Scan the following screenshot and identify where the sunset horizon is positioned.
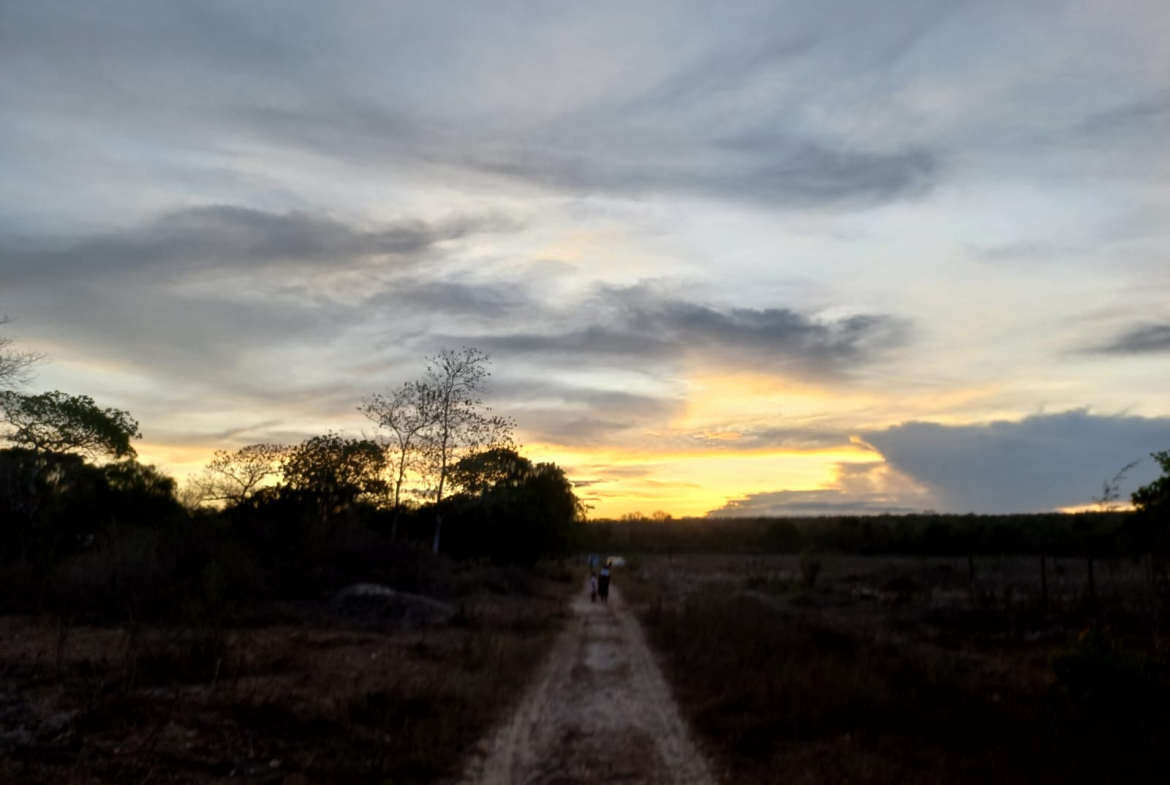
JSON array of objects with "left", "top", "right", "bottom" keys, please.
[{"left": 4, "top": 0, "right": 1168, "bottom": 518}]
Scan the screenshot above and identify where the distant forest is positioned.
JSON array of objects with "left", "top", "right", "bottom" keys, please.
[{"left": 586, "top": 510, "right": 1144, "bottom": 558}]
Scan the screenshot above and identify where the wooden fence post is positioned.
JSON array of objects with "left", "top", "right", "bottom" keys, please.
[{"left": 1040, "top": 555, "right": 1049, "bottom": 615}]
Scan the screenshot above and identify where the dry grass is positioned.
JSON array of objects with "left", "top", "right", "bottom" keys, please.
[
  {"left": 625, "top": 553, "right": 1169, "bottom": 785},
  {"left": 0, "top": 570, "right": 571, "bottom": 785}
]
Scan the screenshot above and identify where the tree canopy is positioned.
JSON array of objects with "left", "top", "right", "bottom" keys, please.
[
  {"left": 449, "top": 446, "right": 534, "bottom": 497},
  {"left": 1129, "top": 450, "right": 1170, "bottom": 556},
  {"left": 0, "top": 390, "right": 141, "bottom": 460},
  {"left": 281, "top": 433, "right": 388, "bottom": 510},
  {"left": 199, "top": 443, "right": 288, "bottom": 505},
  {"left": 0, "top": 316, "right": 43, "bottom": 392}
]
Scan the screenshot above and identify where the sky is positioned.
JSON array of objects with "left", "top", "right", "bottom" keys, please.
[{"left": 1, "top": 0, "right": 1169, "bottom": 517}]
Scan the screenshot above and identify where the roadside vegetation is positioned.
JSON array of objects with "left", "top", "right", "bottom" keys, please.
[
  {"left": 0, "top": 327, "right": 583, "bottom": 784},
  {"left": 638, "top": 580, "right": 1167, "bottom": 785},
  {"left": 610, "top": 455, "right": 1170, "bottom": 784}
]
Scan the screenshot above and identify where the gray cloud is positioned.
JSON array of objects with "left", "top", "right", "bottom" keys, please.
[
  {"left": 709, "top": 489, "right": 921, "bottom": 517},
  {"left": 12, "top": 278, "right": 357, "bottom": 384},
  {"left": 474, "top": 285, "right": 907, "bottom": 376},
  {"left": 490, "top": 378, "right": 686, "bottom": 447},
  {"left": 4, "top": 0, "right": 1166, "bottom": 230},
  {"left": 1088, "top": 323, "right": 1170, "bottom": 356},
  {"left": 2, "top": 206, "right": 499, "bottom": 282},
  {"left": 1076, "top": 91, "right": 1170, "bottom": 138},
  {"left": 360, "top": 276, "right": 547, "bottom": 327},
  {"left": 705, "top": 426, "right": 854, "bottom": 451},
  {"left": 964, "top": 241, "right": 1069, "bottom": 264},
  {"left": 864, "top": 410, "right": 1170, "bottom": 513},
  {"left": 462, "top": 137, "right": 938, "bottom": 209},
  {"left": 0, "top": 1, "right": 955, "bottom": 214},
  {"left": 0, "top": 204, "right": 520, "bottom": 403}
]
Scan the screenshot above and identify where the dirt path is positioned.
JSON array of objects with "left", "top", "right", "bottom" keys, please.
[{"left": 458, "top": 580, "right": 717, "bottom": 785}]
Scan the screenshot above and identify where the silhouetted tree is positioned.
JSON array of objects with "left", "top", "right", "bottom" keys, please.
[
  {"left": 0, "top": 448, "right": 184, "bottom": 567},
  {"left": 359, "top": 382, "right": 431, "bottom": 538},
  {"left": 1129, "top": 450, "right": 1170, "bottom": 560},
  {"left": 0, "top": 390, "right": 141, "bottom": 527},
  {"left": 443, "top": 452, "right": 584, "bottom": 563},
  {"left": 0, "top": 390, "right": 140, "bottom": 460},
  {"left": 448, "top": 446, "right": 533, "bottom": 497},
  {"left": 281, "top": 433, "right": 388, "bottom": 522},
  {"left": 196, "top": 443, "right": 288, "bottom": 506},
  {"left": 415, "top": 348, "right": 514, "bottom": 553},
  {"left": 0, "top": 316, "right": 43, "bottom": 392}
]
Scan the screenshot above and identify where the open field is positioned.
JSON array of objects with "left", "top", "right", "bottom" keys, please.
[
  {"left": 0, "top": 565, "right": 573, "bottom": 785},
  {"left": 621, "top": 553, "right": 1170, "bottom": 785}
]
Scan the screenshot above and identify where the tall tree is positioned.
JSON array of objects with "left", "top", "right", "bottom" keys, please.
[
  {"left": 0, "top": 316, "right": 44, "bottom": 392},
  {"left": 443, "top": 452, "right": 584, "bottom": 564},
  {"left": 449, "top": 446, "right": 533, "bottom": 497},
  {"left": 359, "top": 382, "right": 430, "bottom": 539},
  {"left": 1130, "top": 450, "right": 1170, "bottom": 557},
  {"left": 0, "top": 390, "right": 140, "bottom": 460},
  {"left": 416, "top": 348, "right": 513, "bottom": 553},
  {"left": 281, "top": 433, "right": 388, "bottom": 521},
  {"left": 199, "top": 443, "right": 287, "bottom": 506},
  {"left": 0, "top": 390, "right": 139, "bottom": 549}
]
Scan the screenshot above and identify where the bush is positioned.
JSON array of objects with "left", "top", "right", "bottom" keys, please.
[
  {"left": 1049, "top": 628, "right": 1170, "bottom": 759},
  {"left": 798, "top": 548, "right": 822, "bottom": 589}
]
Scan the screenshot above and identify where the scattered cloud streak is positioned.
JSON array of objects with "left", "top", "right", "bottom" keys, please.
[
  {"left": 709, "top": 489, "right": 921, "bottom": 517},
  {"left": 1088, "top": 323, "right": 1170, "bottom": 356},
  {"left": 3, "top": 206, "right": 502, "bottom": 283},
  {"left": 473, "top": 284, "right": 908, "bottom": 377}
]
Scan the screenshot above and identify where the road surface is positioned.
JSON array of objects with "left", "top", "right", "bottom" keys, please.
[{"left": 458, "top": 580, "right": 717, "bottom": 785}]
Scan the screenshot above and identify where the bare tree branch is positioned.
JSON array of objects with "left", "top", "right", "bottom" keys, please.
[
  {"left": 0, "top": 316, "right": 45, "bottom": 392},
  {"left": 414, "top": 347, "right": 515, "bottom": 553},
  {"left": 359, "top": 382, "right": 431, "bottom": 539},
  {"left": 201, "top": 443, "right": 288, "bottom": 505}
]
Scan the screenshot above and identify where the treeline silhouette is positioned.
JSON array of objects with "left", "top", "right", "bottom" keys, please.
[
  {"left": 585, "top": 510, "right": 1144, "bottom": 558},
  {"left": 0, "top": 344, "right": 584, "bottom": 622},
  {"left": 0, "top": 442, "right": 584, "bottom": 622}
]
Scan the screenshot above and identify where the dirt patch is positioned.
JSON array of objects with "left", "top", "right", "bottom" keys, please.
[{"left": 0, "top": 581, "right": 568, "bottom": 785}]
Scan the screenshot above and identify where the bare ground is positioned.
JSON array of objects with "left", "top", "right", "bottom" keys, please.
[
  {"left": 458, "top": 581, "right": 716, "bottom": 785},
  {"left": 0, "top": 584, "right": 568, "bottom": 785}
]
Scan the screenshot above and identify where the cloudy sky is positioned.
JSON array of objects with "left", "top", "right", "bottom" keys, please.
[{"left": 2, "top": 0, "right": 1169, "bottom": 516}]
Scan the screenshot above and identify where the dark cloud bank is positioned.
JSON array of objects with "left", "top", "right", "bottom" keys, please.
[
  {"left": 867, "top": 410, "right": 1170, "bottom": 513},
  {"left": 1088, "top": 323, "right": 1170, "bottom": 356},
  {"left": 473, "top": 284, "right": 908, "bottom": 378},
  {"left": 2, "top": 205, "right": 500, "bottom": 282},
  {"left": 711, "top": 489, "right": 921, "bottom": 517},
  {"left": 712, "top": 410, "right": 1170, "bottom": 516}
]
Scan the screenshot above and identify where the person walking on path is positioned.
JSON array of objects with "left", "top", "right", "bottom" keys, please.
[
  {"left": 589, "top": 571, "right": 598, "bottom": 603},
  {"left": 598, "top": 561, "right": 611, "bottom": 603}
]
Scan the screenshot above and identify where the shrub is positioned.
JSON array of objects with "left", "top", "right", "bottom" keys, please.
[
  {"left": 798, "top": 548, "right": 822, "bottom": 589},
  {"left": 1048, "top": 627, "right": 1170, "bottom": 759}
]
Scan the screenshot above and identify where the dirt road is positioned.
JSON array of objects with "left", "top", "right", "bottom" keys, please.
[{"left": 458, "top": 581, "right": 717, "bottom": 785}]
